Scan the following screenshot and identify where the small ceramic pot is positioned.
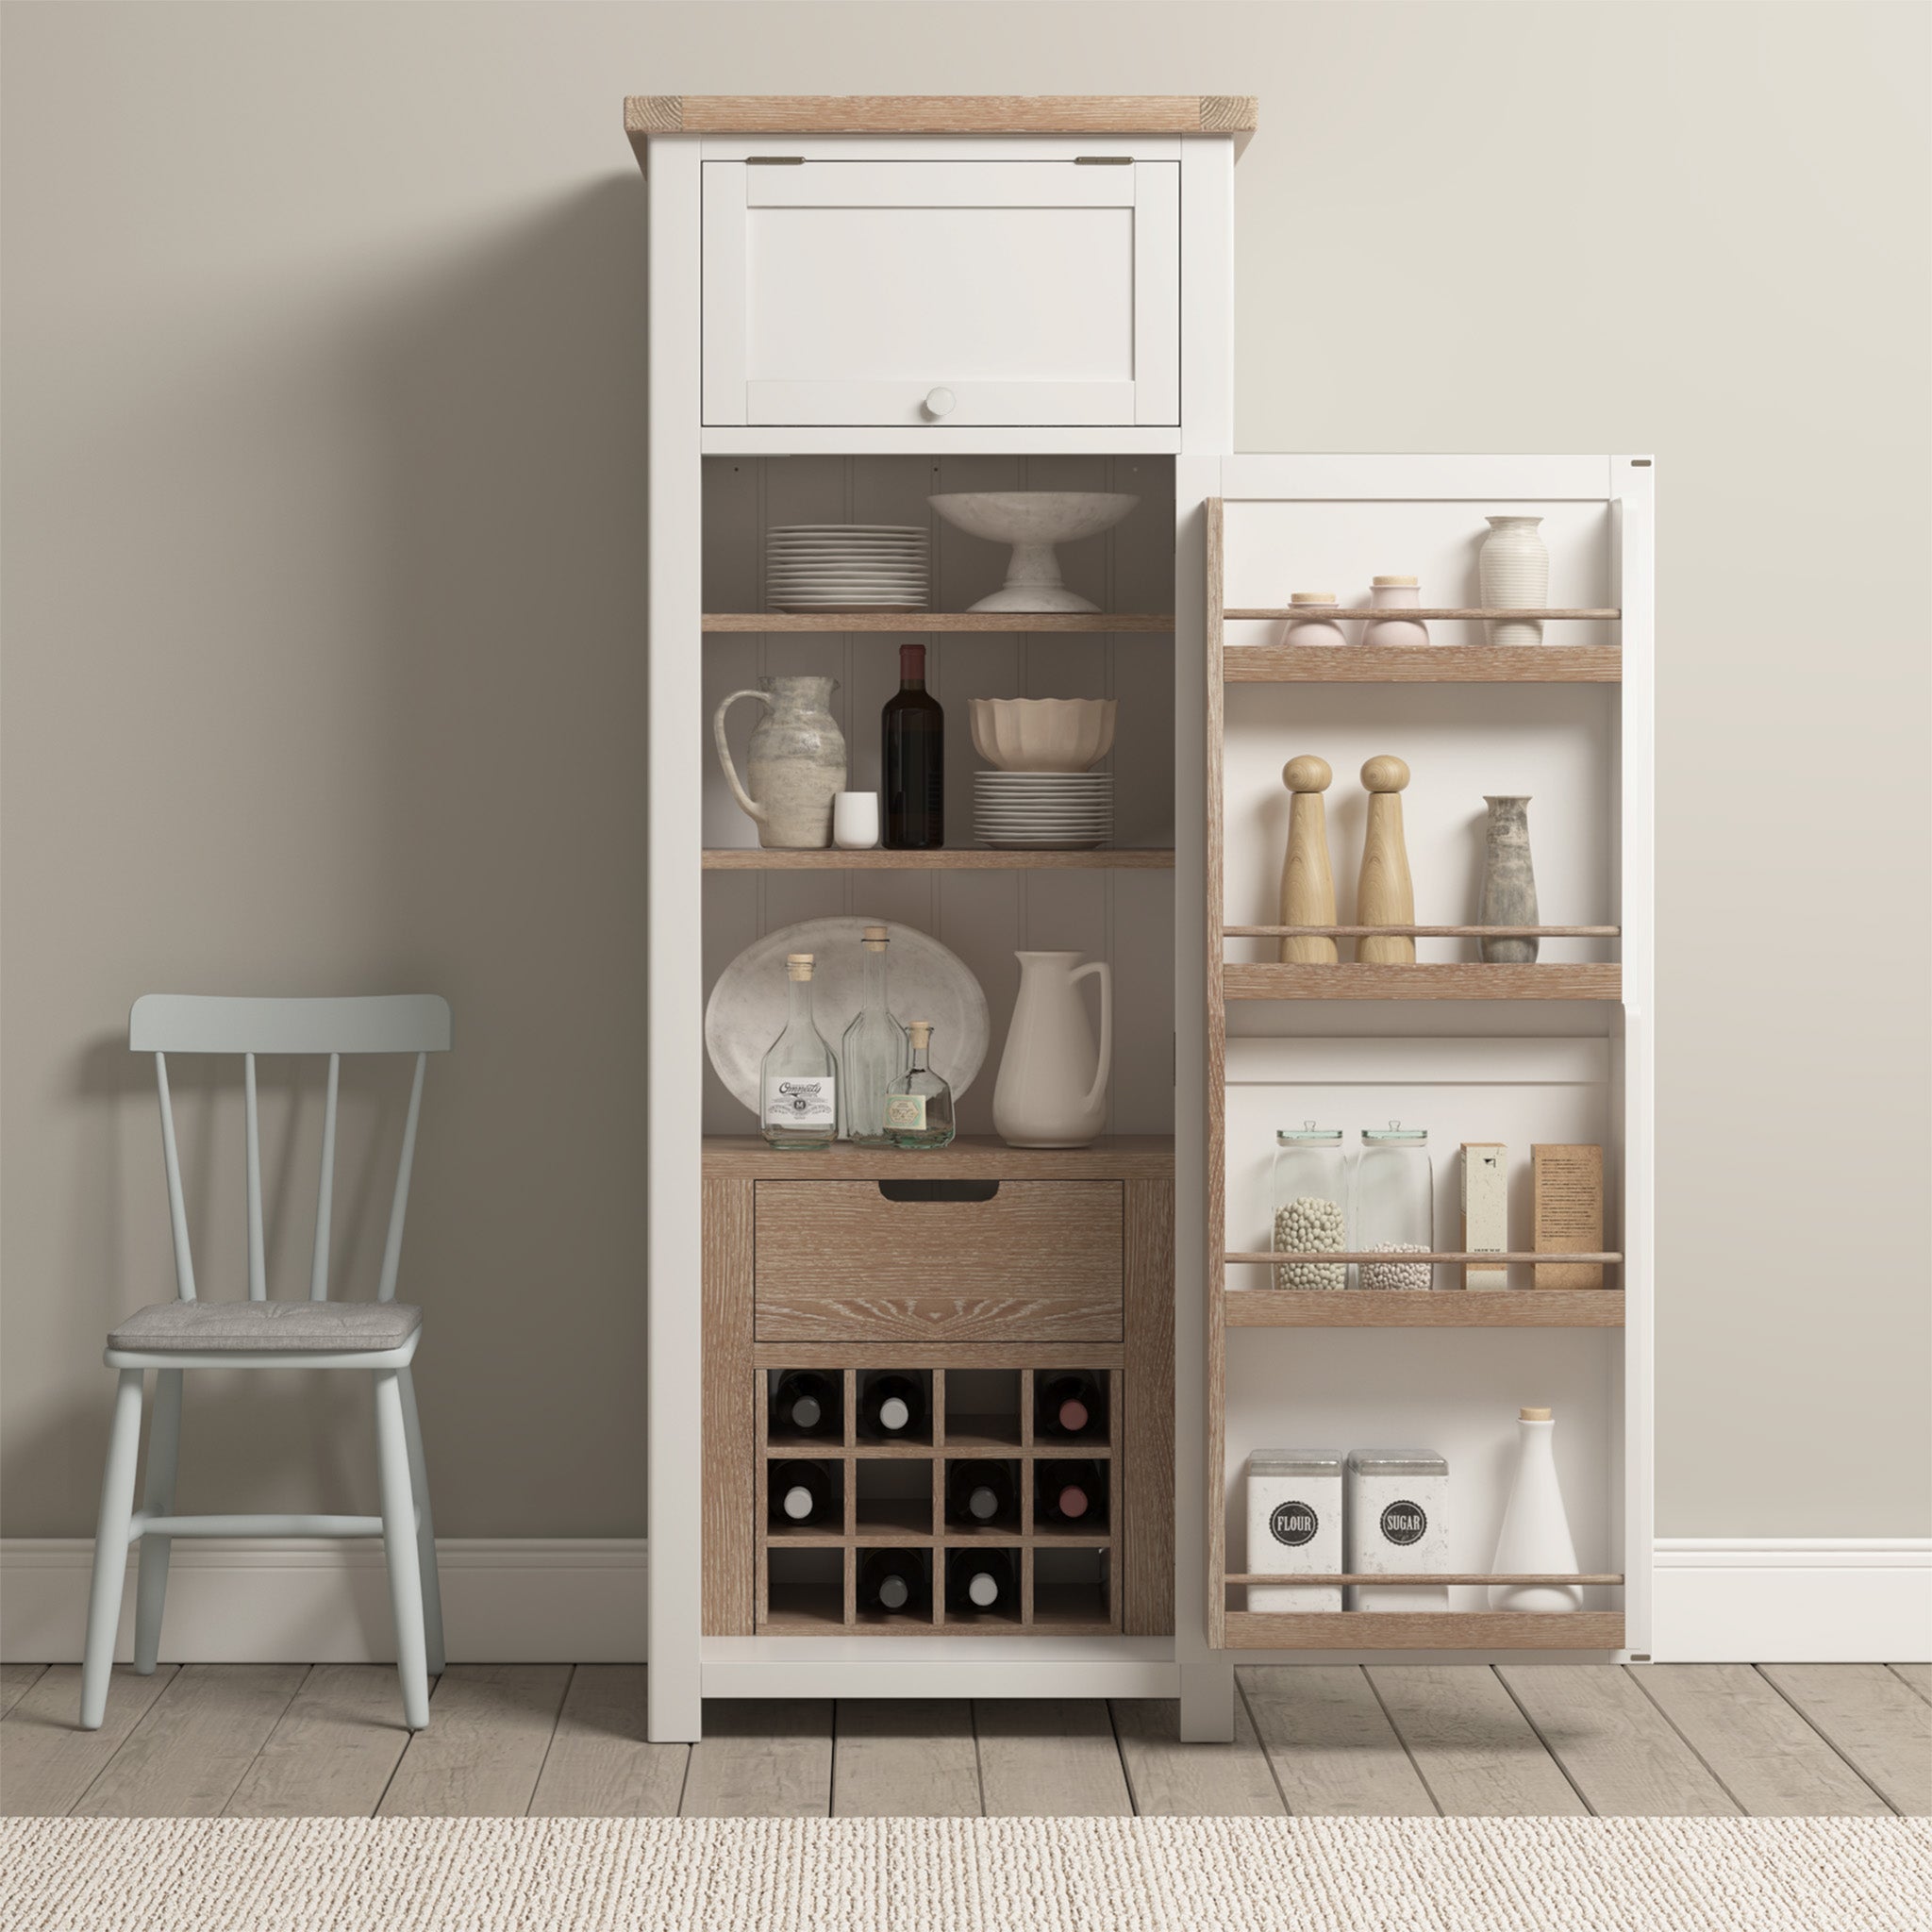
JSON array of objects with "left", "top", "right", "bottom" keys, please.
[
  {"left": 1283, "top": 593, "right": 1346, "bottom": 648},
  {"left": 1362, "top": 576, "right": 1431, "bottom": 648}
]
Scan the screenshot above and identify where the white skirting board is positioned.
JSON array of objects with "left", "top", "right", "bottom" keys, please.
[
  {"left": 6, "top": 1537, "right": 1926, "bottom": 1664},
  {"left": 1653, "top": 1540, "right": 1931, "bottom": 1662},
  {"left": 0, "top": 1539, "right": 648, "bottom": 1664}
]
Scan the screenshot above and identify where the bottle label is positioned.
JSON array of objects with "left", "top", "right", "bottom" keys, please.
[
  {"left": 765, "top": 1077, "right": 835, "bottom": 1128},
  {"left": 883, "top": 1093, "right": 926, "bottom": 1130}
]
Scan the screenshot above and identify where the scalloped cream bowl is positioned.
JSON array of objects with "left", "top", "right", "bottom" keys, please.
[{"left": 970, "top": 697, "right": 1118, "bottom": 774}]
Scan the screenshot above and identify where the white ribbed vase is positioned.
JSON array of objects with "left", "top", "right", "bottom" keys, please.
[
  {"left": 1488, "top": 1408, "right": 1583, "bottom": 1611},
  {"left": 1479, "top": 516, "right": 1549, "bottom": 647}
]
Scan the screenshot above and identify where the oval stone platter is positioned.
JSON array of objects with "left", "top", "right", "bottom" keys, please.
[{"left": 705, "top": 916, "right": 991, "bottom": 1122}]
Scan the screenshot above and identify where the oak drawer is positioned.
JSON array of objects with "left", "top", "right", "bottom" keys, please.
[{"left": 753, "top": 1179, "right": 1124, "bottom": 1342}]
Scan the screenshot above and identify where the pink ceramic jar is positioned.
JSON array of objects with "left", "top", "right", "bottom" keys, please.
[
  {"left": 1362, "top": 576, "right": 1431, "bottom": 648},
  {"left": 1283, "top": 592, "right": 1347, "bottom": 647}
]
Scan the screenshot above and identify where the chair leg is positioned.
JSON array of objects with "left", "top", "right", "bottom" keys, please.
[
  {"left": 374, "top": 1369, "right": 430, "bottom": 1731},
  {"left": 397, "top": 1367, "right": 445, "bottom": 1675},
  {"left": 80, "top": 1370, "right": 144, "bottom": 1729},
  {"left": 132, "top": 1370, "right": 183, "bottom": 1674}
]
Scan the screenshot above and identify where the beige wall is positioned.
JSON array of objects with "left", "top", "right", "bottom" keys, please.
[{"left": 4, "top": 2, "right": 1926, "bottom": 1542}]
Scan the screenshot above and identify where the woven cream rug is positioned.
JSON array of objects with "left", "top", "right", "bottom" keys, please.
[{"left": 5, "top": 1816, "right": 1926, "bottom": 1930}]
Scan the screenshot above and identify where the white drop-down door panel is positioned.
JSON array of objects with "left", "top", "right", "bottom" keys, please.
[{"left": 702, "top": 158, "right": 1180, "bottom": 427}]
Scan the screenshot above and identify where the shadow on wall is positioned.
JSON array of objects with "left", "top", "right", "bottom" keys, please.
[{"left": 36, "top": 175, "right": 655, "bottom": 1544}]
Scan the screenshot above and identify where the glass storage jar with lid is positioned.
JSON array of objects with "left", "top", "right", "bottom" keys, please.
[
  {"left": 1355, "top": 1122, "right": 1434, "bottom": 1290},
  {"left": 1272, "top": 1123, "right": 1348, "bottom": 1291}
]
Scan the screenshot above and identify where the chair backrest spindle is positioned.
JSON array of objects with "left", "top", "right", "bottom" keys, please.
[
  {"left": 128, "top": 996, "right": 450, "bottom": 1308},
  {"left": 309, "top": 1053, "right": 341, "bottom": 1301},
  {"left": 243, "top": 1052, "right": 267, "bottom": 1300},
  {"left": 376, "top": 1052, "right": 427, "bottom": 1305},
  {"left": 153, "top": 1053, "right": 198, "bottom": 1303}
]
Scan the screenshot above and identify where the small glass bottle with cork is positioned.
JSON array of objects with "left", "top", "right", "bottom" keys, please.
[{"left": 884, "top": 1022, "right": 956, "bottom": 1149}]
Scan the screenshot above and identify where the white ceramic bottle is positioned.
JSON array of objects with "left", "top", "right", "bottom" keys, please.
[{"left": 1488, "top": 1407, "right": 1583, "bottom": 1610}]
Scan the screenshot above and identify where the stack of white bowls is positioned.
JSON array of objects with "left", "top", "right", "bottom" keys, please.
[
  {"left": 970, "top": 698, "right": 1117, "bottom": 850},
  {"left": 766, "top": 526, "right": 929, "bottom": 612}
]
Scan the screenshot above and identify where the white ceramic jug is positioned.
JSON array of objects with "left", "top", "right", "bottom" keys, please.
[
  {"left": 992, "top": 951, "right": 1112, "bottom": 1148},
  {"left": 1488, "top": 1407, "right": 1583, "bottom": 1611}
]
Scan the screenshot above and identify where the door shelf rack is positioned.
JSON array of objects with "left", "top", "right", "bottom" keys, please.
[{"left": 1200, "top": 458, "right": 1654, "bottom": 1658}]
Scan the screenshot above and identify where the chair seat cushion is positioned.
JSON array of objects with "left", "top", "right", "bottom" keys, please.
[{"left": 108, "top": 1300, "right": 423, "bottom": 1354}]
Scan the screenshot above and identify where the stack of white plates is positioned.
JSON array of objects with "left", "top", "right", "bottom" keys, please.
[
  {"left": 767, "top": 525, "right": 929, "bottom": 611},
  {"left": 974, "top": 772, "right": 1114, "bottom": 850}
]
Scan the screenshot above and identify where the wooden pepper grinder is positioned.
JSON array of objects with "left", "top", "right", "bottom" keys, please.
[
  {"left": 1356, "top": 755, "right": 1415, "bottom": 962},
  {"left": 1277, "top": 757, "right": 1338, "bottom": 962}
]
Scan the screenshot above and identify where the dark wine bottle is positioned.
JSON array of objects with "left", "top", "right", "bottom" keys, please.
[
  {"left": 882, "top": 642, "right": 943, "bottom": 849},
  {"left": 771, "top": 1371, "right": 838, "bottom": 1439},
  {"left": 945, "top": 1459, "right": 1018, "bottom": 1527},
  {"left": 945, "top": 1547, "right": 1017, "bottom": 1615},
  {"left": 858, "top": 1371, "right": 925, "bottom": 1440},
  {"left": 1035, "top": 1458, "right": 1108, "bottom": 1526},
  {"left": 1036, "top": 1372, "right": 1105, "bottom": 1440},
  {"left": 858, "top": 1549, "right": 926, "bottom": 1618},
  {"left": 768, "top": 1459, "right": 836, "bottom": 1527}
]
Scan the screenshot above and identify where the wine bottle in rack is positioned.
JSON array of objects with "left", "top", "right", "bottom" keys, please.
[
  {"left": 1036, "top": 1372, "right": 1106, "bottom": 1441},
  {"left": 858, "top": 1371, "right": 926, "bottom": 1441},
  {"left": 858, "top": 1549, "right": 927, "bottom": 1618},
  {"left": 945, "top": 1547, "right": 1017, "bottom": 1616},
  {"left": 768, "top": 1459, "right": 837, "bottom": 1527},
  {"left": 771, "top": 1371, "right": 839, "bottom": 1440},
  {"left": 1035, "top": 1458, "right": 1108, "bottom": 1526},
  {"left": 945, "top": 1460, "right": 1018, "bottom": 1527},
  {"left": 882, "top": 643, "right": 944, "bottom": 849}
]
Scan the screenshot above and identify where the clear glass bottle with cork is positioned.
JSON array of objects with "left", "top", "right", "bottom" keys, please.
[
  {"left": 758, "top": 953, "right": 838, "bottom": 1150},
  {"left": 840, "top": 924, "right": 908, "bottom": 1145},
  {"left": 884, "top": 1022, "right": 956, "bottom": 1149}
]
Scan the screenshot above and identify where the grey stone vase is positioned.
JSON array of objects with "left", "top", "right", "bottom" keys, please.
[
  {"left": 1479, "top": 795, "right": 1540, "bottom": 962},
  {"left": 713, "top": 676, "right": 847, "bottom": 850}
]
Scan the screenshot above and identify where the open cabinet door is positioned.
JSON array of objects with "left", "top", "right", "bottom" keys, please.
[{"left": 1191, "top": 456, "right": 1652, "bottom": 1669}]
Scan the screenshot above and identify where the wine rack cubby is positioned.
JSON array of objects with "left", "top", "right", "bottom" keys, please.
[{"left": 758, "top": 1364, "right": 1119, "bottom": 1634}]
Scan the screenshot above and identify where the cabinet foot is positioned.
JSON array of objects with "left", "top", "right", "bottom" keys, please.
[{"left": 1177, "top": 1656, "right": 1235, "bottom": 1742}]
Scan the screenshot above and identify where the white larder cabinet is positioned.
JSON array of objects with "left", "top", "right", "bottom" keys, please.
[{"left": 701, "top": 157, "right": 1180, "bottom": 427}]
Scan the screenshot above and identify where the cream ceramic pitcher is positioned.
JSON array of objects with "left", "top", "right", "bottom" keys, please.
[
  {"left": 712, "top": 676, "right": 847, "bottom": 849},
  {"left": 993, "top": 951, "right": 1113, "bottom": 1148}
]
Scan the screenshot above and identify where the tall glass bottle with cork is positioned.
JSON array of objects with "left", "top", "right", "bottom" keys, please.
[
  {"left": 840, "top": 924, "right": 908, "bottom": 1145},
  {"left": 759, "top": 953, "right": 838, "bottom": 1150},
  {"left": 884, "top": 1022, "right": 956, "bottom": 1148}
]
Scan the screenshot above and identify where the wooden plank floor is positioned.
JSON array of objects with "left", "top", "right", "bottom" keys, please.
[{"left": 4, "top": 1664, "right": 1924, "bottom": 1818}]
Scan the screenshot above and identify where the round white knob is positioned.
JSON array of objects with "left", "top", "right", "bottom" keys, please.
[{"left": 924, "top": 387, "right": 957, "bottom": 420}]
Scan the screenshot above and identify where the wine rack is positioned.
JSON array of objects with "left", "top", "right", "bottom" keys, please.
[{"left": 758, "top": 1363, "right": 1119, "bottom": 1634}]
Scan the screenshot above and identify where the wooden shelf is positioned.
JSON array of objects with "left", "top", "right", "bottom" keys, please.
[
  {"left": 1226, "top": 1574, "right": 1624, "bottom": 1588},
  {"left": 1223, "top": 962, "right": 1621, "bottom": 1001},
  {"left": 704, "top": 611, "right": 1174, "bottom": 633},
  {"left": 705, "top": 848, "right": 1174, "bottom": 871},
  {"left": 1224, "top": 644, "right": 1620, "bottom": 683},
  {"left": 704, "top": 1135, "right": 1174, "bottom": 1180},
  {"left": 1225, "top": 1252, "right": 1623, "bottom": 1266},
  {"left": 1224, "top": 1290, "right": 1625, "bottom": 1329},
  {"left": 1223, "top": 1611, "right": 1625, "bottom": 1651},
  {"left": 1225, "top": 608, "right": 1621, "bottom": 622},
  {"left": 1224, "top": 924, "right": 1618, "bottom": 941}
]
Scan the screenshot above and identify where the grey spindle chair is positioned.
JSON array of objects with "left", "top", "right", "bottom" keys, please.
[{"left": 80, "top": 994, "right": 453, "bottom": 1733}]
